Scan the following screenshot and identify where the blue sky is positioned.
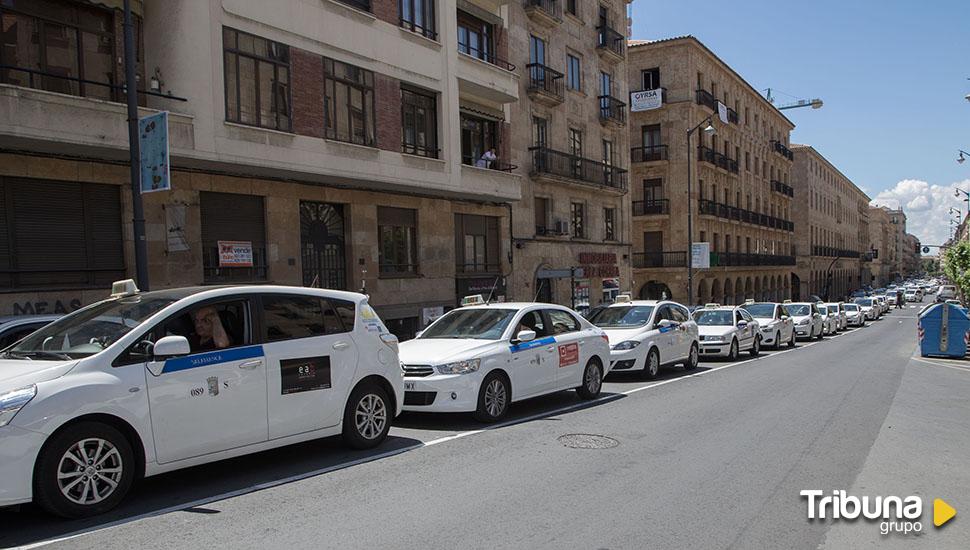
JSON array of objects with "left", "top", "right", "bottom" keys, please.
[{"left": 629, "top": 0, "right": 970, "bottom": 246}]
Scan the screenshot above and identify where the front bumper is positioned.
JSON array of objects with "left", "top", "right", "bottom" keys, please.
[
  {"left": 699, "top": 340, "right": 730, "bottom": 357},
  {"left": 608, "top": 347, "right": 646, "bottom": 372},
  {"left": 0, "top": 424, "right": 47, "bottom": 506},
  {"left": 401, "top": 372, "right": 483, "bottom": 413},
  {"left": 794, "top": 325, "right": 812, "bottom": 339}
]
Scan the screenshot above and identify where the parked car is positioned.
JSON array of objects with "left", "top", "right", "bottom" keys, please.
[
  {"left": 818, "top": 305, "right": 838, "bottom": 336},
  {"left": 0, "top": 280, "right": 402, "bottom": 518},
  {"left": 938, "top": 285, "right": 958, "bottom": 301},
  {"left": 903, "top": 289, "right": 918, "bottom": 303},
  {"left": 785, "top": 302, "right": 824, "bottom": 340},
  {"left": 692, "top": 305, "right": 761, "bottom": 359},
  {"left": 843, "top": 303, "right": 865, "bottom": 327},
  {"left": 821, "top": 302, "right": 847, "bottom": 331},
  {"left": 589, "top": 299, "right": 699, "bottom": 379},
  {"left": 872, "top": 295, "right": 888, "bottom": 315},
  {"left": 740, "top": 301, "right": 795, "bottom": 349},
  {"left": 0, "top": 315, "right": 61, "bottom": 349},
  {"left": 399, "top": 298, "right": 610, "bottom": 422},
  {"left": 854, "top": 297, "right": 879, "bottom": 320}
]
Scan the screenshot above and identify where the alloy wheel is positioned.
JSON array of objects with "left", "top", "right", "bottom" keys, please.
[
  {"left": 484, "top": 379, "right": 508, "bottom": 418},
  {"left": 585, "top": 363, "right": 602, "bottom": 394},
  {"left": 56, "top": 438, "right": 124, "bottom": 506},
  {"left": 354, "top": 393, "right": 388, "bottom": 440}
]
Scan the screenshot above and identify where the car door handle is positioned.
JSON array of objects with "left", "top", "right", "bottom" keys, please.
[
  {"left": 333, "top": 341, "right": 351, "bottom": 351},
  {"left": 579, "top": 340, "right": 586, "bottom": 345},
  {"left": 546, "top": 347, "right": 557, "bottom": 353},
  {"left": 239, "top": 359, "right": 263, "bottom": 370}
]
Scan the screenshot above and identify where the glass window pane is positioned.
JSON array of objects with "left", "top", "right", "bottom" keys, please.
[
  {"left": 81, "top": 31, "right": 113, "bottom": 100},
  {"left": 41, "top": 23, "right": 79, "bottom": 95},
  {"left": 258, "top": 61, "right": 275, "bottom": 128},
  {"left": 238, "top": 56, "right": 257, "bottom": 124},
  {"left": 276, "top": 66, "right": 290, "bottom": 129},
  {"left": 263, "top": 295, "right": 326, "bottom": 342},
  {"left": 1, "top": 14, "right": 41, "bottom": 88},
  {"left": 225, "top": 52, "right": 239, "bottom": 120},
  {"left": 237, "top": 32, "right": 255, "bottom": 54}
]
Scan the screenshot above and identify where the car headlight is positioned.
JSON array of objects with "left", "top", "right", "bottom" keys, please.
[
  {"left": 612, "top": 340, "right": 640, "bottom": 351},
  {"left": 703, "top": 336, "right": 724, "bottom": 343},
  {"left": 0, "top": 385, "right": 36, "bottom": 427},
  {"left": 797, "top": 319, "right": 810, "bottom": 326},
  {"left": 436, "top": 359, "right": 481, "bottom": 375}
]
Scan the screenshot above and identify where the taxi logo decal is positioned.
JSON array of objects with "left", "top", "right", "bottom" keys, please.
[
  {"left": 558, "top": 343, "right": 579, "bottom": 367},
  {"left": 510, "top": 336, "right": 556, "bottom": 353},
  {"left": 162, "top": 345, "right": 264, "bottom": 374}
]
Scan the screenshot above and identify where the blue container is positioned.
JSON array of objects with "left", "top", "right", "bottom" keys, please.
[{"left": 918, "top": 303, "right": 970, "bottom": 358}]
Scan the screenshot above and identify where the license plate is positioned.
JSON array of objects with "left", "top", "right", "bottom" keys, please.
[{"left": 404, "top": 382, "right": 415, "bottom": 391}]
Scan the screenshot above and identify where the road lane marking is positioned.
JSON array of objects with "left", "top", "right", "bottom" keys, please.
[
  {"left": 13, "top": 318, "right": 886, "bottom": 549},
  {"left": 912, "top": 357, "right": 970, "bottom": 373}
]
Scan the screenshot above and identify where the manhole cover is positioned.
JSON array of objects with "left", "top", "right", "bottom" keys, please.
[{"left": 557, "top": 434, "right": 619, "bottom": 449}]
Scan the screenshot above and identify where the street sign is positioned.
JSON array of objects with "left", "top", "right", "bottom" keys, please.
[
  {"left": 139, "top": 111, "right": 170, "bottom": 193},
  {"left": 630, "top": 89, "right": 662, "bottom": 112},
  {"left": 692, "top": 242, "right": 711, "bottom": 269},
  {"left": 923, "top": 246, "right": 930, "bottom": 254}
]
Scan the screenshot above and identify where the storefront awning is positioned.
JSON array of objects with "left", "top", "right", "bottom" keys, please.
[{"left": 459, "top": 101, "right": 505, "bottom": 122}]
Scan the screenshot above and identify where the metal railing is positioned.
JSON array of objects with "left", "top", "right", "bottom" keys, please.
[
  {"left": 379, "top": 263, "right": 419, "bottom": 275},
  {"left": 631, "top": 144, "right": 668, "bottom": 163},
  {"left": 596, "top": 25, "right": 625, "bottom": 57},
  {"left": 456, "top": 262, "right": 502, "bottom": 274},
  {"left": 526, "top": 63, "right": 564, "bottom": 102},
  {"left": 458, "top": 44, "right": 516, "bottom": 71},
  {"left": 402, "top": 142, "right": 440, "bottom": 158},
  {"left": 697, "top": 199, "right": 794, "bottom": 232},
  {"left": 771, "top": 179, "right": 794, "bottom": 197},
  {"left": 710, "top": 252, "right": 796, "bottom": 267},
  {"left": 598, "top": 95, "right": 627, "bottom": 125},
  {"left": 812, "top": 246, "right": 861, "bottom": 258},
  {"left": 529, "top": 146, "right": 628, "bottom": 191},
  {"left": 461, "top": 155, "right": 517, "bottom": 172},
  {"left": 771, "top": 140, "right": 794, "bottom": 161},
  {"left": 698, "top": 146, "right": 738, "bottom": 173},
  {"left": 633, "top": 251, "right": 687, "bottom": 268},
  {"left": 632, "top": 199, "right": 669, "bottom": 216},
  {"left": 399, "top": 17, "right": 437, "bottom": 40},
  {"left": 523, "top": 0, "right": 562, "bottom": 21},
  {"left": 696, "top": 89, "right": 717, "bottom": 110},
  {"left": 0, "top": 64, "right": 188, "bottom": 102},
  {"left": 727, "top": 106, "right": 739, "bottom": 124}
]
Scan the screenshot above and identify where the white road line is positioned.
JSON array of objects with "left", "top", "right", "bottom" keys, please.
[
  {"left": 12, "top": 322, "right": 876, "bottom": 550},
  {"left": 912, "top": 357, "right": 970, "bottom": 373}
]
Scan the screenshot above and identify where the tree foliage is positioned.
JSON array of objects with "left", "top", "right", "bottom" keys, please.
[{"left": 943, "top": 241, "right": 970, "bottom": 301}]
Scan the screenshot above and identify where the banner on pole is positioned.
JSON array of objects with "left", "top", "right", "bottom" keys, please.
[
  {"left": 717, "top": 101, "right": 729, "bottom": 124},
  {"left": 139, "top": 111, "right": 170, "bottom": 193},
  {"left": 692, "top": 242, "right": 711, "bottom": 269}
]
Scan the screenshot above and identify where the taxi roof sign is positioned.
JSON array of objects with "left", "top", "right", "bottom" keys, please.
[
  {"left": 744, "top": 299, "right": 755, "bottom": 305},
  {"left": 614, "top": 293, "right": 633, "bottom": 303},
  {"left": 704, "top": 303, "right": 721, "bottom": 308},
  {"left": 782, "top": 299, "right": 792, "bottom": 304},
  {"left": 460, "top": 294, "right": 486, "bottom": 307},
  {"left": 110, "top": 279, "right": 139, "bottom": 298}
]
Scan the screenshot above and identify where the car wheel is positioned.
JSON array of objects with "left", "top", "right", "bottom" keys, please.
[
  {"left": 342, "top": 383, "right": 391, "bottom": 449},
  {"left": 683, "top": 343, "right": 699, "bottom": 370},
  {"left": 33, "top": 421, "right": 135, "bottom": 519},
  {"left": 474, "top": 372, "right": 510, "bottom": 423},
  {"left": 642, "top": 348, "right": 660, "bottom": 380},
  {"left": 788, "top": 331, "right": 796, "bottom": 348},
  {"left": 727, "top": 339, "right": 739, "bottom": 361},
  {"left": 576, "top": 359, "right": 603, "bottom": 400},
  {"left": 750, "top": 336, "right": 761, "bottom": 357},
  {"left": 816, "top": 327, "right": 824, "bottom": 340},
  {"left": 774, "top": 332, "right": 781, "bottom": 350}
]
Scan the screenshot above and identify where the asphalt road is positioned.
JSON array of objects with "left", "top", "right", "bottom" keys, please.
[{"left": 3, "top": 304, "right": 969, "bottom": 549}]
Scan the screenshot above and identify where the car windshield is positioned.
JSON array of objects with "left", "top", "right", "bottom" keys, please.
[
  {"left": 589, "top": 305, "right": 655, "bottom": 328},
  {"left": 419, "top": 308, "right": 516, "bottom": 340},
  {"left": 845, "top": 304, "right": 859, "bottom": 312},
  {"left": 819, "top": 306, "right": 828, "bottom": 315},
  {"left": 741, "top": 304, "right": 774, "bottom": 318},
  {"left": 786, "top": 305, "right": 810, "bottom": 316},
  {"left": 693, "top": 310, "right": 733, "bottom": 326},
  {"left": 855, "top": 298, "right": 873, "bottom": 306},
  {"left": 4, "top": 296, "right": 176, "bottom": 360}
]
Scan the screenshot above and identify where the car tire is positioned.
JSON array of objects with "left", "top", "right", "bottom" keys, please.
[
  {"left": 774, "top": 332, "right": 782, "bottom": 350},
  {"left": 788, "top": 331, "right": 796, "bottom": 348},
  {"left": 33, "top": 421, "right": 135, "bottom": 519},
  {"left": 342, "top": 383, "right": 391, "bottom": 450},
  {"left": 727, "top": 339, "right": 739, "bottom": 361},
  {"left": 683, "top": 343, "right": 699, "bottom": 370},
  {"left": 575, "top": 359, "right": 603, "bottom": 400},
  {"left": 816, "top": 327, "right": 824, "bottom": 340},
  {"left": 749, "top": 336, "right": 761, "bottom": 357},
  {"left": 642, "top": 348, "right": 660, "bottom": 380},
  {"left": 474, "top": 372, "right": 510, "bottom": 423}
]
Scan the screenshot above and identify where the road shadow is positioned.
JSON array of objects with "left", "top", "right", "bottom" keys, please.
[{"left": 0, "top": 433, "right": 422, "bottom": 548}]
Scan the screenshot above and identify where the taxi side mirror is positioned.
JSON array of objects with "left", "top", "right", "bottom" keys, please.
[
  {"left": 781, "top": 315, "right": 790, "bottom": 320},
  {"left": 657, "top": 319, "right": 675, "bottom": 329},
  {"left": 737, "top": 320, "right": 748, "bottom": 328},
  {"left": 153, "top": 335, "right": 190, "bottom": 360},
  {"left": 515, "top": 329, "right": 537, "bottom": 343}
]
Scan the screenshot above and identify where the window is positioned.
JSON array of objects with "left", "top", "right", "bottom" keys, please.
[
  {"left": 323, "top": 58, "right": 375, "bottom": 146},
  {"left": 201, "top": 192, "right": 268, "bottom": 283},
  {"left": 567, "top": 54, "right": 581, "bottom": 90},
  {"left": 378, "top": 206, "right": 418, "bottom": 275},
  {"left": 262, "top": 295, "right": 332, "bottom": 342},
  {"left": 569, "top": 128, "right": 583, "bottom": 156},
  {"left": 604, "top": 208, "right": 615, "bottom": 241},
  {"left": 529, "top": 35, "right": 546, "bottom": 65},
  {"left": 643, "top": 178, "right": 663, "bottom": 201},
  {"left": 223, "top": 28, "right": 291, "bottom": 131},
  {"left": 602, "top": 139, "right": 614, "bottom": 166},
  {"left": 156, "top": 300, "right": 251, "bottom": 355},
  {"left": 535, "top": 196, "right": 550, "bottom": 234},
  {"left": 517, "top": 310, "right": 549, "bottom": 337},
  {"left": 566, "top": 0, "right": 577, "bottom": 16},
  {"left": 642, "top": 124, "right": 662, "bottom": 148},
  {"left": 460, "top": 114, "right": 497, "bottom": 166},
  {"left": 455, "top": 214, "right": 500, "bottom": 273},
  {"left": 335, "top": 0, "right": 371, "bottom": 11},
  {"left": 0, "top": 0, "right": 118, "bottom": 101},
  {"left": 571, "top": 202, "right": 585, "bottom": 238},
  {"left": 546, "top": 310, "right": 580, "bottom": 334},
  {"left": 0, "top": 177, "right": 125, "bottom": 291},
  {"left": 400, "top": 0, "right": 436, "bottom": 39},
  {"left": 641, "top": 68, "right": 660, "bottom": 90},
  {"left": 457, "top": 10, "right": 493, "bottom": 62},
  {"left": 401, "top": 86, "right": 438, "bottom": 158},
  {"left": 533, "top": 116, "right": 548, "bottom": 147}
]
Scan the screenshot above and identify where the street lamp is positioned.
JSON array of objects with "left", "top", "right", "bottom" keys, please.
[
  {"left": 686, "top": 116, "right": 716, "bottom": 306},
  {"left": 958, "top": 149, "right": 970, "bottom": 164}
]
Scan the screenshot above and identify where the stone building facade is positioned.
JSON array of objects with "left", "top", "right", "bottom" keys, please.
[
  {"left": 504, "top": 0, "right": 633, "bottom": 314},
  {"left": 901, "top": 233, "right": 921, "bottom": 277},
  {"left": 790, "top": 145, "right": 871, "bottom": 300},
  {"left": 0, "top": 0, "right": 524, "bottom": 339},
  {"left": 867, "top": 206, "right": 902, "bottom": 287},
  {"left": 625, "top": 36, "right": 796, "bottom": 305}
]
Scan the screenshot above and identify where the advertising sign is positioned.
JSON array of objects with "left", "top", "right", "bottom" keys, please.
[
  {"left": 139, "top": 111, "right": 170, "bottom": 193},
  {"left": 630, "top": 89, "right": 662, "bottom": 112},
  {"left": 280, "top": 356, "right": 332, "bottom": 395},
  {"left": 558, "top": 343, "right": 580, "bottom": 367},
  {"left": 218, "top": 240, "right": 254, "bottom": 267},
  {"left": 692, "top": 242, "right": 711, "bottom": 269}
]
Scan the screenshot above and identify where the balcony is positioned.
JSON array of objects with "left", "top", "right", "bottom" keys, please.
[
  {"left": 698, "top": 146, "right": 738, "bottom": 174},
  {"left": 812, "top": 246, "right": 861, "bottom": 259},
  {"left": 526, "top": 64, "right": 564, "bottom": 106},
  {"left": 457, "top": 46, "right": 519, "bottom": 104},
  {"left": 598, "top": 95, "right": 627, "bottom": 126},
  {"left": 529, "top": 146, "right": 628, "bottom": 193},
  {"left": 771, "top": 180, "right": 794, "bottom": 198},
  {"left": 726, "top": 106, "right": 739, "bottom": 124},
  {"left": 523, "top": 0, "right": 562, "bottom": 27},
  {"left": 696, "top": 89, "right": 717, "bottom": 110},
  {"left": 710, "top": 253, "right": 796, "bottom": 267},
  {"left": 596, "top": 25, "right": 625, "bottom": 62},
  {"left": 631, "top": 145, "right": 668, "bottom": 163},
  {"left": 771, "top": 140, "right": 794, "bottom": 161},
  {"left": 633, "top": 199, "right": 669, "bottom": 216},
  {"left": 633, "top": 251, "right": 687, "bottom": 268},
  {"left": 697, "top": 199, "right": 794, "bottom": 232}
]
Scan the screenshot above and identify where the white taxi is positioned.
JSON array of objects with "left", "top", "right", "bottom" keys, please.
[
  {"left": 587, "top": 298, "right": 699, "bottom": 379},
  {"left": 0, "top": 281, "right": 402, "bottom": 518},
  {"left": 740, "top": 301, "right": 795, "bottom": 349},
  {"left": 692, "top": 304, "right": 762, "bottom": 359},
  {"left": 785, "top": 302, "right": 824, "bottom": 340},
  {"left": 397, "top": 298, "right": 610, "bottom": 422}
]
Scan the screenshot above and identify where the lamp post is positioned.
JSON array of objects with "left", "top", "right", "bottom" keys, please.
[
  {"left": 955, "top": 185, "right": 970, "bottom": 222},
  {"left": 685, "top": 116, "right": 716, "bottom": 306}
]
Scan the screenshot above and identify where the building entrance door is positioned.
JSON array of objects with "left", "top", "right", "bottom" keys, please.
[{"left": 300, "top": 201, "right": 347, "bottom": 290}]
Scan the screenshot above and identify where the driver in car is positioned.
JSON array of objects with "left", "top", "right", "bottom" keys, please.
[{"left": 190, "top": 306, "right": 232, "bottom": 352}]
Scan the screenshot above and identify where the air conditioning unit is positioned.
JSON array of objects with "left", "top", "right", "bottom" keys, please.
[{"left": 555, "top": 220, "right": 569, "bottom": 235}]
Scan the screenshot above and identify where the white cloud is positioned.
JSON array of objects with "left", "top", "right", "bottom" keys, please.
[{"left": 870, "top": 178, "right": 970, "bottom": 247}]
